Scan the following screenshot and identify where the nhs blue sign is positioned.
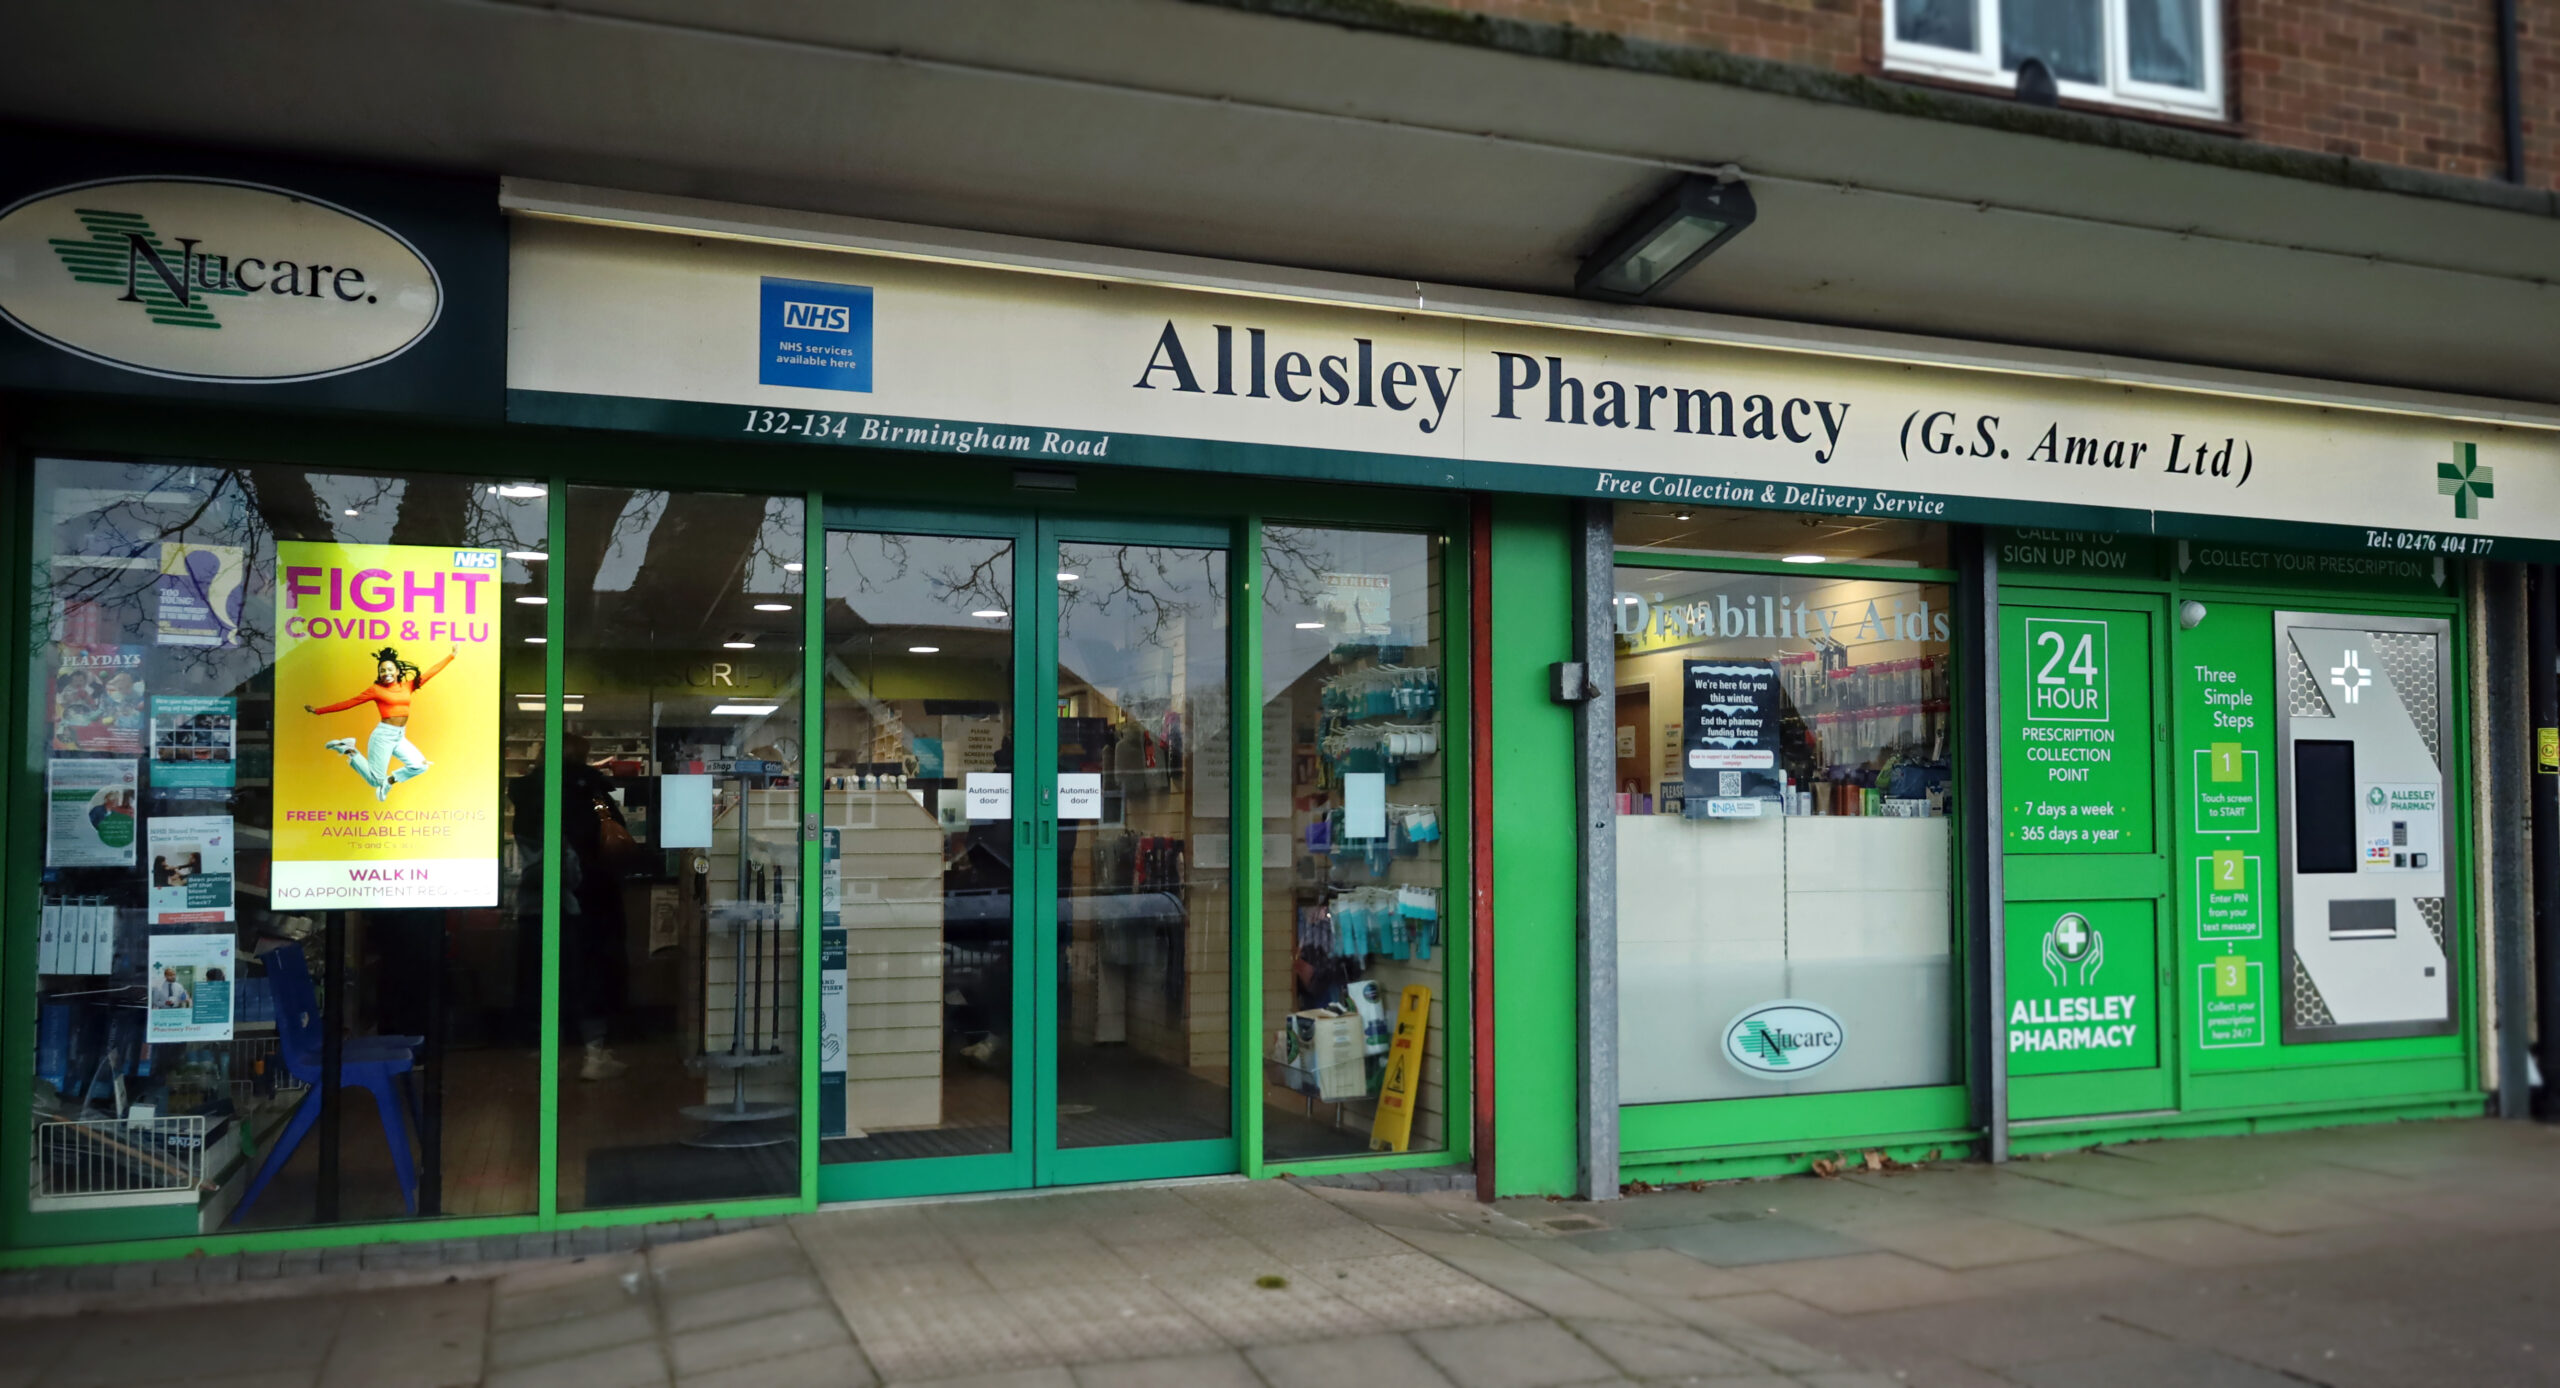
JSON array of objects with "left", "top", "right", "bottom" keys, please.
[
  {"left": 782, "top": 301, "right": 851, "bottom": 333},
  {"left": 759, "top": 277, "right": 873, "bottom": 392}
]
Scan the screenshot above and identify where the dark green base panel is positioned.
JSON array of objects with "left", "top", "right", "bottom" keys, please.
[
  {"left": 1624, "top": 1135, "right": 1985, "bottom": 1186},
  {"left": 2007, "top": 1091, "right": 2486, "bottom": 1155}
]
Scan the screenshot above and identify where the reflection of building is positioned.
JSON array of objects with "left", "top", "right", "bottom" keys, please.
[{"left": 3, "top": 0, "right": 2555, "bottom": 1270}]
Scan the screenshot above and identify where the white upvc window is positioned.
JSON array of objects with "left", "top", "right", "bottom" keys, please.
[{"left": 1884, "top": 0, "right": 2224, "bottom": 121}]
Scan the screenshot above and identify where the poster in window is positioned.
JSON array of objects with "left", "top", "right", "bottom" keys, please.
[
  {"left": 1681, "top": 659, "right": 1781, "bottom": 817},
  {"left": 148, "top": 815, "right": 236, "bottom": 925},
  {"left": 272, "top": 542, "right": 503, "bottom": 909},
  {"left": 49, "top": 644, "right": 146, "bottom": 753},
  {"left": 145, "top": 933, "right": 233, "bottom": 1044},
  {"left": 1319, "top": 572, "right": 1394, "bottom": 637},
  {"left": 47, "top": 757, "right": 138, "bottom": 867},
  {"left": 156, "top": 541, "right": 247, "bottom": 647},
  {"left": 150, "top": 695, "right": 237, "bottom": 789}
]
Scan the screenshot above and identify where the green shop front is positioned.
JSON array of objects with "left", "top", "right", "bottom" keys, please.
[
  {"left": 1604, "top": 511, "right": 2510, "bottom": 1183},
  {"left": 2, "top": 143, "right": 2554, "bottom": 1266}
]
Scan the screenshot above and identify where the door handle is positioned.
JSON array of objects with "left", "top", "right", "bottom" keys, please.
[{"left": 1039, "top": 819, "right": 1053, "bottom": 847}]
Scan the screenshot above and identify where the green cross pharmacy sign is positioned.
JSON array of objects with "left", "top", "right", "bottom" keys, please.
[{"left": 2439, "top": 442, "right": 2493, "bottom": 520}]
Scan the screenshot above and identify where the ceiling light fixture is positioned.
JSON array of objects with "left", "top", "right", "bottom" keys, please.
[
  {"left": 514, "top": 595, "right": 547, "bottom": 604},
  {"left": 493, "top": 483, "right": 548, "bottom": 498},
  {"left": 1576, "top": 173, "right": 1758, "bottom": 302},
  {"left": 1056, "top": 571, "right": 1080, "bottom": 583},
  {"left": 507, "top": 550, "right": 547, "bottom": 562},
  {"left": 783, "top": 562, "right": 804, "bottom": 573},
  {"left": 1781, "top": 554, "right": 1826, "bottom": 564},
  {"left": 342, "top": 508, "right": 360, "bottom": 517},
  {"left": 711, "top": 703, "right": 779, "bottom": 716},
  {"left": 723, "top": 640, "right": 756, "bottom": 650},
  {"left": 908, "top": 645, "right": 941, "bottom": 654},
  {"left": 972, "top": 609, "right": 1008, "bottom": 620},
  {"left": 753, "top": 602, "right": 792, "bottom": 612},
  {"left": 1294, "top": 621, "right": 1326, "bottom": 630},
  {"left": 523, "top": 636, "right": 547, "bottom": 644}
]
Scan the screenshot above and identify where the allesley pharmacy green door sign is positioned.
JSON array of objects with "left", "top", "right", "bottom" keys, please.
[{"left": 2000, "top": 595, "right": 2173, "bottom": 1121}]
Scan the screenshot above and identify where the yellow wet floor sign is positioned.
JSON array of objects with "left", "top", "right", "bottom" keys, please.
[{"left": 1368, "top": 985, "right": 1432, "bottom": 1152}]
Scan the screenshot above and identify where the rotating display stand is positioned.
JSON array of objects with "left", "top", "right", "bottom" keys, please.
[{"left": 683, "top": 824, "right": 796, "bottom": 1149}]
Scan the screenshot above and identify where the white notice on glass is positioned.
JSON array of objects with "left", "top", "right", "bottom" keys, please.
[
  {"left": 1344, "top": 771, "right": 1386, "bottom": 841},
  {"left": 659, "top": 774, "right": 714, "bottom": 848},
  {"left": 1059, "top": 772, "right": 1103, "bottom": 821},
  {"left": 965, "top": 772, "right": 1012, "bottom": 821}
]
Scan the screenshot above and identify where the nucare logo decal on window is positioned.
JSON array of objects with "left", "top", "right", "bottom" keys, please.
[
  {"left": 1721, "top": 1002, "right": 1844, "bottom": 1078},
  {"left": 0, "top": 177, "right": 442, "bottom": 383},
  {"left": 759, "top": 276, "right": 873, "bottom": 392}
]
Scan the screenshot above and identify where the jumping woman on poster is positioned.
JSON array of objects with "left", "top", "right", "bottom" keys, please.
[{"left": 304, "top": 645, "right": 456, "bottom": 802}]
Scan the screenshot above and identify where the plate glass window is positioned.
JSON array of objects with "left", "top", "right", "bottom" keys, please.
[
  {"left": 25, "top": 458, "right": 543, "bottom": 1233},
  {"left": 1259, "top": 527, "right": 1451, "bottom": 1160},
  {"left": 1611, "top": 512, "right": 1959, "bottom": 1105},
  {"left": 553, "top": 486, "right": 806, "bottom": 1211}
]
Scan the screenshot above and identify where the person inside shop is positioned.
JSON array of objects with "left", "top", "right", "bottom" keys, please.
[{"left": 509, "top": 731, "right": 634, "bottom": 1081}]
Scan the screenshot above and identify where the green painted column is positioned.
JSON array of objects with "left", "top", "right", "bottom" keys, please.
[{"left": 1489, "top": 496, "right": 1580, "bottom": 1197}]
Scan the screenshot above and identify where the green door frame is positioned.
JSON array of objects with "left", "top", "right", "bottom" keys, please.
[
  {"left": 813, "top": 505, "right": 1249, "bottom": 1198},
  {"left": 1034, "top": 512, "right": 1243, "bottom": 1189}
]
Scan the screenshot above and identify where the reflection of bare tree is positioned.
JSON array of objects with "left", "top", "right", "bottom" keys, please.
[
  {"left": 828, "top": 534, "right": 1014, "bottom": 623},
  {"left": 36, "top": 465, "right": 549, "bottom": 684},
  {"left": 1062, "top": 545, "right": 1224, "bottom": 649},
  {"left": 1258, "top": 527, "right": 1337, "bottom": 610}
]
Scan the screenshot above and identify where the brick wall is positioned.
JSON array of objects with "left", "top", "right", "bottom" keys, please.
[{"left": 1426, "top": 0, "right": 2557, "bottom": 188}]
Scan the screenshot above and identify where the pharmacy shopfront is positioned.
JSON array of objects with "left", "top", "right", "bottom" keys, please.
[{"left": 3, "top": 141, "right": 2553, "bottom": 1262}]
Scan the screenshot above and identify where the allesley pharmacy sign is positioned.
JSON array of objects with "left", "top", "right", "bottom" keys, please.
[{"left": 0, "top": 177, "right": 442, "bottom": 384}]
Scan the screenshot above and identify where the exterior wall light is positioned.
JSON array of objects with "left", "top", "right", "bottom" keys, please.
[
  {"left": 1575, "top": 174, "right": 1758, "bottom": 301},
  {"left": 2179, "top": 600, "right": 2209, "bottom": 629}
]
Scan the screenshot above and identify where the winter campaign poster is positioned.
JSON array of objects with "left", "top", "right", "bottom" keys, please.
[
  {"left": 146, "top": 933, "right": 233, "bottom": 1043},
  {"left": 148, "top": 816, "right": 236, "bottom": 925},
  {"left": 47, "top": 757, "right": 138, "bottom": 867},
  {"left": 150, "top": 695, "right": 238, "bottom": 789},
  {"left": 272, "top": 542, "right": 502, "bottom": 909},
  {"left": 48, "top": 645, "right": 146, "bottom": 753},
  {"left": 156, "top": 541, "right": 247, "bottom": 646}
]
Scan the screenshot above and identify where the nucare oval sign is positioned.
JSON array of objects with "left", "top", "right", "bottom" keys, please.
[
  {"left": 1722, "top": 1001, "right": 1845, "bottom": 1079},
  {"left": 0, "top": 177, "right": 441, "bottom": 383}
]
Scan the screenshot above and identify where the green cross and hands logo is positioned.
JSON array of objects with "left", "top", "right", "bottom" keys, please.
[{"left": 2041, "top": 911, "right": 2105, "bottom": 988}]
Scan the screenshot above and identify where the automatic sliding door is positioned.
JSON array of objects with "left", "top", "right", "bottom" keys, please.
[{"left": 1045, "top": 535, "right": 1234, "bottom": 1176}]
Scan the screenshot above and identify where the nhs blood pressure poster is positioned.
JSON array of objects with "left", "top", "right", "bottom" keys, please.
[{"left": 273, "top": 543, "right": 501, "bottom": 908}]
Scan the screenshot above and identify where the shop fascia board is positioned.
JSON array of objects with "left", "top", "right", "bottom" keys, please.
[{"left": 502, "top": 178, "right": 2560, "bottom": 438}]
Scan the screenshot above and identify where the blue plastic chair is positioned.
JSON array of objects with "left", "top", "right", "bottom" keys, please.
[{"left": 229, "top": 942, "right": 423, "bottom": 1221}]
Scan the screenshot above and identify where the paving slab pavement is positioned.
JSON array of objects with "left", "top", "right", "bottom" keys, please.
[{"left": 3, "top": 1118, "right": 2557, "bottom": 1386}]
